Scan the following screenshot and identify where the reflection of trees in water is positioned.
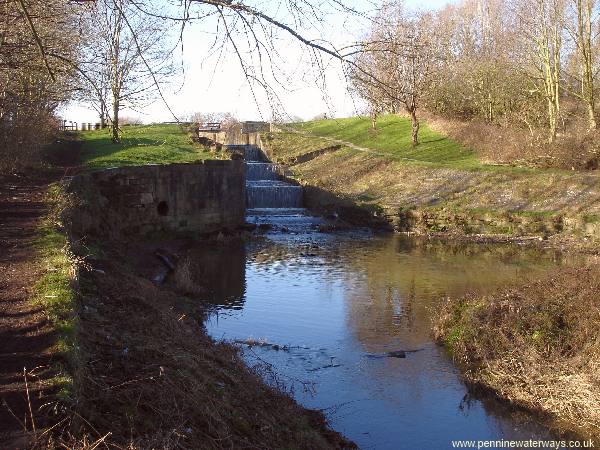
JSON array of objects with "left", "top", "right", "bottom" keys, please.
[
  {"left": 230, "top": 235, "right": 563, "bottom": 353},
  {"left": 336, "top": 235, "right": 568, "bottom": 417},
  {"left": 175, "top": 241, "right": 247, "bottom": 308},
  {"left": 343, "top": 235, "right": 562, "bottom": 353},
  {"left": 344, "top": 249, "right": 431, "bottom": 353}
]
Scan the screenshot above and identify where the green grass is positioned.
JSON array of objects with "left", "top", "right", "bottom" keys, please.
[
  {"left": 80, "top": 124, "right": 211, "bottom": 169},
  {"left": 292, "top": 115, "right": 482, "bottom": 169},
  {"left": 34, "top": 183, "right": 76, "bottom": 398},
  {"left": 263, "top": 131, "right": 336, "bottom": 162}
]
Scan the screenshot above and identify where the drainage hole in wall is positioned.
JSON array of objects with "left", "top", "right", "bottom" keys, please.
[{"left": 157, "top": 201, "right": 169, "bottom": 216}]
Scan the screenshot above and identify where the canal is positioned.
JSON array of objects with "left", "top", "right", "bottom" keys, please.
[{"left": 189, "top": 213, "right": 570, "bottom": 448}]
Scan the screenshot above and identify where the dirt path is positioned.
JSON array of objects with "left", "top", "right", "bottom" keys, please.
[
  {"left": 0, "top": 172, "right": 60, "bottom": 442},
  {"left": 283, "top": 127, "right": 422, "bottom": 162},
  {"left": 0, "top": 139, "right": 80, "bottom": 446}
]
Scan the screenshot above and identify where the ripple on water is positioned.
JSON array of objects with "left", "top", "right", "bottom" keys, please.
[{"left": 196, "top": 216, "right": 574, "bottom": 448}]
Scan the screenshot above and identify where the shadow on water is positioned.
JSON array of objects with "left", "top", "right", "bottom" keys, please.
[
  {"left": 175, "top": 241, "right": 247, "bottom": 309},
  {"left": 182, "top": 231, "right": 580, "bottom": 449}
]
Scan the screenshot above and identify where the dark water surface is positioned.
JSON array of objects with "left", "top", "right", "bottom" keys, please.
[{"left": 199, "top": 214, "right": 570, "bottom": 449}]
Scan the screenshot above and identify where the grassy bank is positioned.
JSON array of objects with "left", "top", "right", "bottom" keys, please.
[
  {"left": 292, "top": 115, "right": 480, "bottom": 168},
  {"left": 433, "top": 265, "right": 600, "bottom": 441},
  {"left": 268, "top": 116, "right": 600, "bottom": 440},
  {"left": 267, "top": 116, "right": 600, "bottom": 243},
  {"left": 33, "top": 183, "right": 77, "bottom": 399},
  {"left": 80, "top": 123, "right": 211, "bottom": 169}
]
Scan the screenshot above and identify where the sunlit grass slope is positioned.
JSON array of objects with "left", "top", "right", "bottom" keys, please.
[
  {"left": 80, "top": 124, "right": 209, "bottom": 169},
  {"left": 292, "top": 115, "right": 481, "bottom": 169}
]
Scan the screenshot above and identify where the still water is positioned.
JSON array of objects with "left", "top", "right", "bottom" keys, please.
[{"left": 197, "top": 218, "right": 568, "bottom": 449}]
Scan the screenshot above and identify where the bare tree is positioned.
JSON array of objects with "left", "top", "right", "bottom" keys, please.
[
  {"left": 350, "top": 45, "right": 390, "bottom": 130},
  {"left": 79, "top": 0, "right": 177, "bottom": 142},
  {"left": 566, "top": 0, "right": 598, "bottom": 129},
  {"left": 428, "top": 0, "right": 547, "bottom": 131},
  {"left": 394, "top": 13, "right": 440, "bottom": 145},
  {"left": 518, "top": 0, "right": 566, "bottom": 142},
  {"left": 0, "top": 0, "right": 80, "bottom": 171},
  {"left": 350, "top": 4, "right": 440, "bottom": 145},
  {"left": 189, "top": 111, "right": 240, "bottom": 129}
]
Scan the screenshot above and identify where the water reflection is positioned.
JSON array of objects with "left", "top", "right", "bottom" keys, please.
[
  {"left": 189, "top": 232, "right": 574, "bottom": 449},
  {"left": 342, "top": 237, "right": 563, "bottom": 350},
  {"left": 175, "top": 241, "right": 246, "bottom": 308}
]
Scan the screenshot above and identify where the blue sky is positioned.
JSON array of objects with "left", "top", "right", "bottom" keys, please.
[{"left": 62, "top": 0, "right": 458, "bottom": 124}]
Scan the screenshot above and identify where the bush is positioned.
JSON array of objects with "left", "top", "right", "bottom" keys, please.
[
  {"left": 426, "top": 113, "right": 600, "bottom": 170},
  {"left": 434, "top": 264, "right": 600, "bottom": 440}
]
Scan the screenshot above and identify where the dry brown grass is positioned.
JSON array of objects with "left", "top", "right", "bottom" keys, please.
[
  {"left": 426, "top": 113, "right": 600, "bottom": 170},
  {"left": 39, "top": 243, "right": 354, "bottom": 449},
  {"left": 434, "top": 263, "right": 600, "bottom": 441},
  {"left": 170, "top": 257, "right": 207, "bottom": 296}
]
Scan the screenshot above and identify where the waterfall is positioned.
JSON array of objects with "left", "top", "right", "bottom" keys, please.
[
  {"left": 247, "top": 181, "right": 303, "bottom": 208},
  {"left": 244, "top": 146, "right": 303, "bottom": 210},
  {"left": 246, "top": 163, "right": 280, "bottom": 181},
  {"left": 244, "top": 145, "right": 266, "bottom": 162}
]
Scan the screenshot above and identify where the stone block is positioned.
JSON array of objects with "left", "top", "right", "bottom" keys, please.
[
  {"left": 140, "top": 193, "right": 154, "bottom": 204},
  {"left": 68, "top": 162, "right": 246, "bottom": 237}
]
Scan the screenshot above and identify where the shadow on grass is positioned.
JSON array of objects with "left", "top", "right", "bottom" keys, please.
[{"left": 80, "top": 125, "right": 205, "bottom": 169}]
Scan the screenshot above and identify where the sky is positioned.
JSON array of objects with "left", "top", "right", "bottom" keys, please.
[{"left": 61, "top": 0, "right": 458, "bottom": 124}]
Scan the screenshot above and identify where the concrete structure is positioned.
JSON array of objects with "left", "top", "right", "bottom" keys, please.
[
  {"left": 241, "top": 121, "right": 271, "bottom": 133},
  {"left": 197, "top": 121, "right": 271, "bottom": 148},
  {"left": 67, "top": 161, "right": 246, "bottom": 237}
]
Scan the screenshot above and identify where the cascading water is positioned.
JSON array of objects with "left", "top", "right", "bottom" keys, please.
[
  {"left": 243, "top": 146, "right": 266, "bottom": 163},
  {"left": 245, "top": 146, "right": 303, "bottom": 210},
  {"left": 246, "top": 162, "right": 280, "bottom": 181}
]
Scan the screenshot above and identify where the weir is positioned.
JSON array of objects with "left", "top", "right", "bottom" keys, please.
[{"left": 244, "top": 146, "right": 303, "bottom": 210}]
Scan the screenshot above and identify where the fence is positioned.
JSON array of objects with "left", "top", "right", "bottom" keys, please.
[{"left": 59, "top": 120, "right": 104, "bottom": 131}]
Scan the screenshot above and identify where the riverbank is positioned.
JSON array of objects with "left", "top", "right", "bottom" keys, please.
[
  {"left": 1, "top": 129, "right": 354, "bottom": 449},
  {"left": 65, "top": 237, "right": 354, "bottom": 449},
  {"left": 433, "top": 263, "right": 600, "bottom": 441},
  {"left": 266, "top": 116, "right": 600, "bottom": 442},
  {"left": 266, "top": 116, "right": 600, "bottom": 248}
]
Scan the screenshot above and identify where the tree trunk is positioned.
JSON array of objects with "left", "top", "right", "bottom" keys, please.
[
  {"left": 371, "top": 111, "right": 377, "bottom": 130},
  {"left": 588, "top": 103, "right": 597, "bottom": 130},
  {"left": 100, "top": 99, "right": 107, "bottom": 129},
  {"left": 575, "top": 0, "right": 597, "bottom": 131},
  {"left": 112, "top": 96, "right": 119, "bottom": 143},
  {"left": 111, "top": 5, "right": 122, "bottom": 142},
  {"left": 409, "top": 108, "right": 419, "bottom": 146}
]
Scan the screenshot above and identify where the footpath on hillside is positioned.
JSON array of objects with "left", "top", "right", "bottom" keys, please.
[{"left": 283, "top": 126, "right": 424, "bottom": 163}]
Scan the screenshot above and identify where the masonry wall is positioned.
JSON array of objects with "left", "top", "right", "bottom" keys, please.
[
  {"left": 197, "top": 128, "right": 264, "bottom": 147},
  {"left": 67, "top": 161, "right": 246, "bottom": 237}
]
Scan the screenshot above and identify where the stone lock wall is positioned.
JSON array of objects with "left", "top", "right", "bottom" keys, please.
[
  {"left": 67, "top": 161, "right": 246, "bottom": 237},
  {"left": 197, "top": 128, "right": 265, "bottom": 147}
]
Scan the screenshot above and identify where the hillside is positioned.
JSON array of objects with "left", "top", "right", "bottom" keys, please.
[
  {"left": 266, "top": 115, "right": 600, "bottom": 242},
  {"left": 79, "top": 124, "right": 213, "bottom": 169},
  {"left": 291, "top": 115, "right": 479, "bottom": 168}
]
